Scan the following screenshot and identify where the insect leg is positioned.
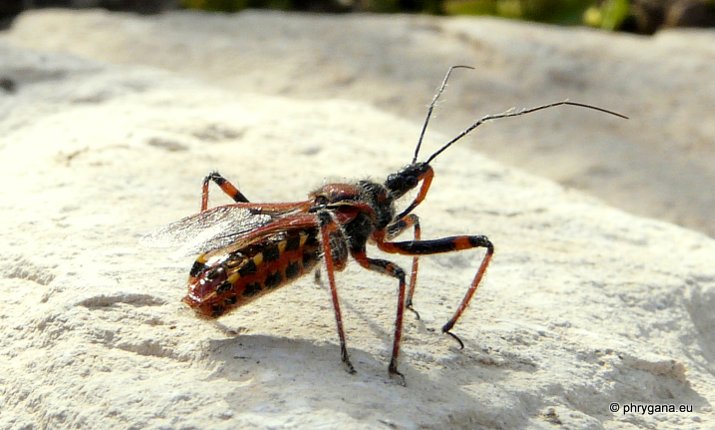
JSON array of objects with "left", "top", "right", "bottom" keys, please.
[
  {"left": 386, "top": 214, "right": 422, "bottom": 319},
  {"left": 376, "top": 235, "right": 494, "bottom": 349},
  {"left": 317, "top": 211, "right": 355, "bottom": 374},
  {"left": 313, "top": 268, "right": 322, "bottom": 285},
  {"left": 201, "top": 171, "right": 250, "bottom": 211},
  {"left": 395, "top": 167, "right": 434, "bottom": 220},
  {"left": 351, "top": 248, "right": 407, "bottom": 384}
]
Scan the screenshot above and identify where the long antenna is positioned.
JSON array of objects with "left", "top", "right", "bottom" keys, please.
[
  {"left": 425, "top": 100, "right": 629, "bottom": 164},
  {"left": 412, "top": 65, "right": 475, "bottom": 164}
]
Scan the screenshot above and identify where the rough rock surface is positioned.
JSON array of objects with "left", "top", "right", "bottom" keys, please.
[
  {"left": 1, "top": 11, "right": 714, "bottom": 430},
  {"left": 3, "top": 9, "right": 715, "bottom": 237}
]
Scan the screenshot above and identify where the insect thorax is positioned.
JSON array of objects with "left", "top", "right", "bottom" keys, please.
[
  {"left": 311, "top": 180, "right": 395, "bottom": 251},
  {"left": 357, "top": 180, "right": 395, "bottom": 229},
  {"left": 339, "top": 180, "right": 395, "bottom": 251}
]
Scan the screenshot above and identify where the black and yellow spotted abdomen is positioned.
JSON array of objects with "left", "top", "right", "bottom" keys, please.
[{"left": 183, "top": 228, "right": 321, "bottom": 318}]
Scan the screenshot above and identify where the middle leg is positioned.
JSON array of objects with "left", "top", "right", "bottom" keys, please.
[
  {"left": 375, "top": 235, "right": 494, "bottom": 349},
  {"left": 316, "top": 211, "right": 355, "bottom": 374},
  {"left": 386, "top": 214, "right": 421, "bottom": 317}
]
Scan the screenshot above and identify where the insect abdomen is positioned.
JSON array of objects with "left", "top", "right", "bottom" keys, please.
[{"left": 184, "top": 229, "right": 321, "bottom": 318}]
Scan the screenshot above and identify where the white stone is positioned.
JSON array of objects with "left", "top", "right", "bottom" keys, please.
[{"left": 0, "top": 11, "right": 713, "bottom": 430}]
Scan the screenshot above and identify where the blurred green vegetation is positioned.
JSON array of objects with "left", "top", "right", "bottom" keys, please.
[
  {"left": 180, "top": 0, "right": 630, "bottom": 27},
  {"left": 181, "top": 0, "right": 626, "bottom": 26},
  {"left": 445, "top": 0, "right": 593, "bottom": 25},
  {"left": 582, "top": 0, "right": 631, "bottom": 30},
  {"left": 180, "top": 0, "right": 443, "bottom": 13},
  {"left": 181, "top": 0, "right": 715, "bottom": 33}
]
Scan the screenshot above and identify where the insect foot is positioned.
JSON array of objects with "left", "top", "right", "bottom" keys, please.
[
  {"left": 389, "top": 358, "right": 407, "bottom": 386},
  {"left": 342, "top": 348, "right": 357, "bottom": 375}
]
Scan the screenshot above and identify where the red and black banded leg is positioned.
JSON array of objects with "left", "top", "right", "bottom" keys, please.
[
  {"left": 201, "top": 171, "right": 250, "bottom": 211},
  {"left": 386, "top": 214, "right": 422, "bottom": 319},
  {"left": 351, "top": 248, "right": 407, "bottom": 384},
  {"left": 316, "top": 211, "right": 355, "bottom": 374},
  {"left": 376, "top": 235, "right": 494, "bottom": 349}
]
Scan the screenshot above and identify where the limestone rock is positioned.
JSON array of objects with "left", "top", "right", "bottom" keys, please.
[{"left": 1, "top": 15, "right": 713, "bottom": 430}]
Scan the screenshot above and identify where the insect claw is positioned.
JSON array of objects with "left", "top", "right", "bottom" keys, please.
[
  {"left": 444, "top": 330, "right": 465, "bottom": 350},
  {"left": 341, "top": 348, "right": 356, "bottom": 374},
  {"left": 388, "top": 361, "right": 406, "bottom": 386},
  {"left": 390, "top": 372, "right": 406, "bottom": 387},
  {"left": 406, "top": 304, "right": 421, "bottom": 320},
  {"left": 343, "top": 359, "right": 357, "bottom": 375}
]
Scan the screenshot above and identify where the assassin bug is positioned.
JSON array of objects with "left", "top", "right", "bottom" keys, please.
[{"left": 152, "top": 66, "right": 627, "bottom": 382}]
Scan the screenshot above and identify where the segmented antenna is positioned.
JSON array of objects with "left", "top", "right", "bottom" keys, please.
[
  {"left": 425, "top": 101, "right": 628, "bottom": 164},
  {"left": 412, "top": 65, "right": 475, "bottom": 164}
]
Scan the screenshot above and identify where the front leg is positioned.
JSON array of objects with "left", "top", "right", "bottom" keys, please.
[{"left": 376, "top": 235, "right": 494, "bottom": 349}]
